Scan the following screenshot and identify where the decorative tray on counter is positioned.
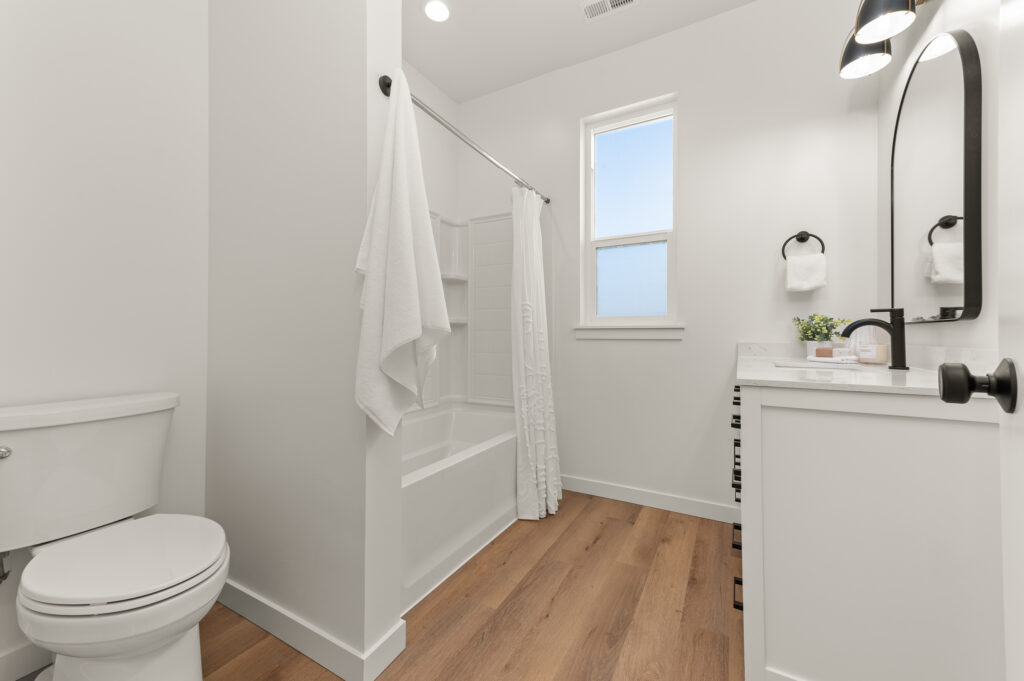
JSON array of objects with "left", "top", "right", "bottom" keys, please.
[{"left": 805, "top": 356, "right": 860, "bottom": 364}]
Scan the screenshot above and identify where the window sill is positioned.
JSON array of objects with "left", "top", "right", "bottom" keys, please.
[{"left": 574, "top": 325, "right": 686, "bottom": 341}]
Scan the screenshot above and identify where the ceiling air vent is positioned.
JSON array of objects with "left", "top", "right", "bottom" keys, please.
[{"left": 581, "top": 0, "right": 637, "bottom": 22}]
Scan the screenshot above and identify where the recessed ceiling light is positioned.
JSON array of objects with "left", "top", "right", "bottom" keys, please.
[{"left": 424, "top": 1, "right": 450, "bottom": 22}]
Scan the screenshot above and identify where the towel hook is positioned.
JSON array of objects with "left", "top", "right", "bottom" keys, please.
[
  {"left": 781, "top": 231, "right": 825, "bottom": 260},
  {"left": 927, "top": 215, "right": 963, "bottom": 245}
]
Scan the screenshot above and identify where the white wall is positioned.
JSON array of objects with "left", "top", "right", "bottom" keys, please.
[
  {"left": 0, "top": 1, "right": 208, "bottom": 676},
  {"left": 450, "top": 0, "right": 880, "bottom": 521},
  {"left": 877, "top": 0, "right": 1001, "bottom": 350},
  {"left": 207, "top": 1, "right": 405, "bottom": 679}
]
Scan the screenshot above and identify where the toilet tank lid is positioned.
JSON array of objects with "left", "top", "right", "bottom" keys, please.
[{"left": 0, "top": 392, "right": 179, "bottom": 432}]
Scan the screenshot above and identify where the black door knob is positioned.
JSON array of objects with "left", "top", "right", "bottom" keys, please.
[{"left": 938, "top": 359, "right": 1018, "bottom": 414}]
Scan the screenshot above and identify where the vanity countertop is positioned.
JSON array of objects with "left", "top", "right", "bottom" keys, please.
[
  {"left": 735, "top": 341, "right": 997, "bottom": 398},
  {"left": 736, "top": 354, "right": 942, "bottom": 396}
]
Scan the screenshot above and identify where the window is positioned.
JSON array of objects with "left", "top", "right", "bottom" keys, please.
[{"left": 581, "top": 100, "right": 680, "bottom": 337}]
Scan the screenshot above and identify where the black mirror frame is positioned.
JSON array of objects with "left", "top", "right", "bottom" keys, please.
[{"left": 890, "top": 29, "right": 982, "bottom": 323}]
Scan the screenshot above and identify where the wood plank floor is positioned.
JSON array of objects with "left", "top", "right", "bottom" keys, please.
[{"left": 200, "top": 491, "right": 743, "bottom": 681}]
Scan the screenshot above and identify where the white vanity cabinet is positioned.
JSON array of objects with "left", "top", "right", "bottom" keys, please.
[{"left": 736, "top": 367, "right": 1005, "bottom": 681}]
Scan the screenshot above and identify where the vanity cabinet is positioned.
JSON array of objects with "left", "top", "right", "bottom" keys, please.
[{"left": 737, "top": 383, "right": 1004, "bottom": 681}]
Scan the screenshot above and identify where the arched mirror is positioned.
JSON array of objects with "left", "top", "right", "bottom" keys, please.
[{"left": 891, "top": 29, "right": 982, "bottom": 323}]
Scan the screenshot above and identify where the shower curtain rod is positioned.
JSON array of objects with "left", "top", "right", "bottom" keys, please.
[{"left": 378, "top": 75, "right": 551, "bottom": 205}]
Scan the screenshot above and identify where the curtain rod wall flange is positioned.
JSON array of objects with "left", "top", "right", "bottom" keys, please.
[{"left": 378, "top": 75, "right": 551, "bottom": 205}]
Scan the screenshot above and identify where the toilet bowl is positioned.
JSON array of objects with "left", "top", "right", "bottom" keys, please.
[
  {"left": 0, "top": 392, "right": 226, "bottom": 681},
  {"left": 16, "top": 514, "right": 229, "bottom": 681}
]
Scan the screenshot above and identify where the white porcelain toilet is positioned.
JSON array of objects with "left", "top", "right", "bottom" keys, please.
[{"left": 0, "top": 393, "right": 229, "bottom": 681}]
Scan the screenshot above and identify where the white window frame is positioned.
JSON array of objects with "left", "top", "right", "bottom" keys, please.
[{"left": 578, "top": 97, "right": 683, "bottom": 339}]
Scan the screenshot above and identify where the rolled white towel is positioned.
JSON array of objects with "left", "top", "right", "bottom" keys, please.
[
  {"left": 929, "top": 242, "right": 964, "bottom": 284},
  {"left": 786, "top": 253, "right": 827, "bottom": 292}
]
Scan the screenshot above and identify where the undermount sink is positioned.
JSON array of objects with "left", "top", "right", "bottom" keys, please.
[{"left": 773, "top": 360, "right": 864, "bottom": 371}]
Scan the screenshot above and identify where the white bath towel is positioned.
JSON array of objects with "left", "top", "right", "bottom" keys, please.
[
  {"left": 356, "top": 69, "right": 450, "bottom": 436},
  {"left": 929, "top": 242, "right": 964, "bottom": 284},
  {"left": 786, "top": 253, "right": 827, "bottom": 292}
]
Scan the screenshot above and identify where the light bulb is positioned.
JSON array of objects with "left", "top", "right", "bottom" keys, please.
[{"left": 424, "top": 1, "right": 450, "bottom": 22}]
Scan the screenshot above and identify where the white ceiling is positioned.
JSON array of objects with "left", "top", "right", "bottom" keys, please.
[{"left": 403, "top": 0, "right": 758, "bottom": 102}]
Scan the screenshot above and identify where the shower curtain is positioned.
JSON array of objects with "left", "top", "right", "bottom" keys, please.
[{"left": 511, "top": 186, "right": 562, "bottom": 520}]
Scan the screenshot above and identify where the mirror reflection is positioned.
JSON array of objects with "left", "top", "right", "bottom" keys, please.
[{"left": 892, "top": 33, "right": 966, "bottom": 322}]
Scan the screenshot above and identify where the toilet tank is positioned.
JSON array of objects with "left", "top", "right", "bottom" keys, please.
[{"left": 0, "top": 393, "right": 179, "bottom": 553}]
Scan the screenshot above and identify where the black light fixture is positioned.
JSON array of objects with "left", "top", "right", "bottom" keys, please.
[
  {"left": 855, "top": 0, "right": 917, "bottom": 44},
  {"left": 840, "top": 29, "right": 892, "bottom": 79}
]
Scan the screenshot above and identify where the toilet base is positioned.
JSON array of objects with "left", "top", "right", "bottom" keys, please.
[{"left": 49, "top": 625, "right": 202, "bottom": 681}]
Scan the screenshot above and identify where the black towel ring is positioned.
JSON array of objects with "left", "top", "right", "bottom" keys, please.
[
  {"left": 927, "top": 215, "right": 963, "bottom": 246},
  {"left": 781, "top": 231, "right": 825, "bottom": 260}
]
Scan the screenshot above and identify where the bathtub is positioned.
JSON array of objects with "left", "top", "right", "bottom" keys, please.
[{"left": 400, "top": 403, "right": 517, "bottom": 611}]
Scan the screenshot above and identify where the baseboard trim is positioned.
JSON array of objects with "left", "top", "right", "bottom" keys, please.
[
  {"left": 402, "top": 511, "right": 517, "bottom": 615},
  {"left": 561, "top": 474, "right": 740, "bottom": 523},
  {"left": 219, "top": 580, "right": 405, "bottom": 681},
  {"left": 0, "top": 640, "right": 52, "bottom": 681}
]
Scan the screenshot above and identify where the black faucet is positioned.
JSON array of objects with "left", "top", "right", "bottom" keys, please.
[{"left": 842, "top": 308, "right": 909, "bottom": 371}]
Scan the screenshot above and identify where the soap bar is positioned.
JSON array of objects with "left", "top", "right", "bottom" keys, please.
[
  {"left": 858, "top": 344, "right": 889, "bottom": 365},
  {"left": 815, "top": 347, "right": 834, "bottom": 358}
]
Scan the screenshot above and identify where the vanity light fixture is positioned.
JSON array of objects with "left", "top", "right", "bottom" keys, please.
[
  {"left": 424, "top": 0, "right": 450, "bottom": 22},
  {"left": 855, "top": 0, "right": 917, "bottom": 44},
  {"left": 840, "top": 30, "right": 893, "bottom": 79}
]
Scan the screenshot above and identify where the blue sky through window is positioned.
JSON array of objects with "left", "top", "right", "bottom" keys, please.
[
  {"left": 597, "top": 242, "right": 668, "bottom": 317},
  {"left": 594, "top": 116, "right": 673, "bottom": 239},
  {"left": 593, "top": 115, "right": 673, "bottom": 317}
]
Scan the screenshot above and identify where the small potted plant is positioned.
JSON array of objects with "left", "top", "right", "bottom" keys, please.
[{"left": 793, "top": 314, "right": 850, "bottom": 357}]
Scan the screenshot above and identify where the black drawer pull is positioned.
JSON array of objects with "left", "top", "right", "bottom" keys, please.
[
  {"left": 733, "top": 438, "right": 741, "bottom": 447},
  {"left": 732, "top": 397, "right": 741, "bottom": 406},
  {"left": 730, "top": 418, "right": 741, "bottom": 429},
  {"left": 732, "top": 523, "right": 742, "bottom": 550},
  {"left": 734, "top": 488, "right": 742, "bottom": 503},
  {"left": 732, "top": 467, "right": 741, "bottom": 483},
  {"left": 732, "top": 479, "right": 742, "bottom": 491},
  {"left": 734, "top": 452, "right": 741, "bottom": 467},
  {"left": 733, "top": 577, "right": 744, "bottom": 611}
]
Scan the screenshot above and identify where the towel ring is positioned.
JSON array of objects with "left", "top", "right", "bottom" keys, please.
[
  {"left": 781, "top": 231, "right": 825, "bottom": 260},
  {"left": 927, "top": 215, "right": 963, "bottom": 246}
]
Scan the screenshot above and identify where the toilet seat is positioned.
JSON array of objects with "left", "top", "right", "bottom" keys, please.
[
  {"left": 19, "top": 544, "right": 228, "bottom": 616},
  {"left": 18, "top": 514, "right": 226, "bottom": 617}
]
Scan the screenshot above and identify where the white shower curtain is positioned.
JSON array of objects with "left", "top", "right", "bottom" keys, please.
[{"left": 511, "top": 186, "right": 562, "bottom": 520}]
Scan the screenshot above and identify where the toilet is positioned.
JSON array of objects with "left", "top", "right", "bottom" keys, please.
[{"left": 0, "top": 393, "right": 228, "bottom": 681}]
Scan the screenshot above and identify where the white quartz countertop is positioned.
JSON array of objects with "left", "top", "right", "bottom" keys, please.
[
  {"left": 736, "top": 355, "right": 943, "bottom": 396},
  {"left": 735, "top": 342, "right": 999, "bottom": 397}
]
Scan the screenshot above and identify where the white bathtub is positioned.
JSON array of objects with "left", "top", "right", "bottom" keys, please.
[{"left": 400, "top": 403, "right": 517, "bottom": 611}]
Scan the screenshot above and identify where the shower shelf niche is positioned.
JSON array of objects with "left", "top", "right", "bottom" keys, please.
[
  {"left": 423, "top": 213, "right": 472, "bottom": 406},
  {"left": 434, "top": 213, "right": 470, "bottom": 323}
]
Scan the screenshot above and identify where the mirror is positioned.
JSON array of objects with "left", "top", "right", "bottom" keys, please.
[{"left": 891, "top": 30, "right": 982, "bottom": 323}]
